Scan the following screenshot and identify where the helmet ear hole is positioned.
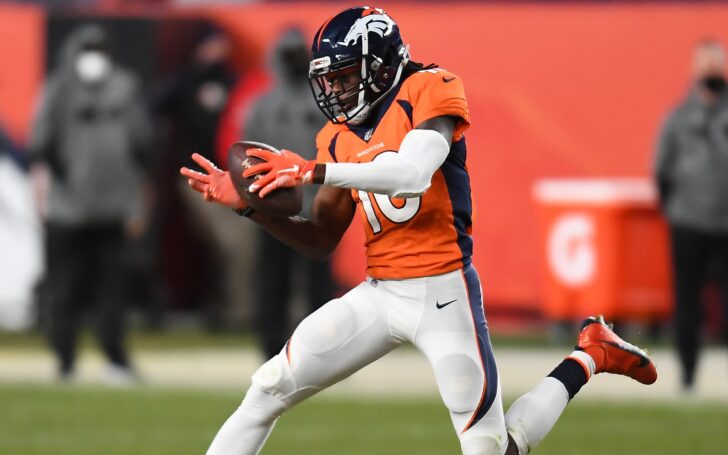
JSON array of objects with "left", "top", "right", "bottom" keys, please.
[
  {"left": 373, "top": 66, "right": 396, "bottom": 92},
  {"left": 369, "top": 44, "right": 401, "bottom": 92}
]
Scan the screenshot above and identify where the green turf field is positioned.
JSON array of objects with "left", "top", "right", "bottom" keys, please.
[{"left": 1, "top": 385, "right": 726, "bottom": 454}]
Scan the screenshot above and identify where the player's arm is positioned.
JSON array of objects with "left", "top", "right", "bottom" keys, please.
[
  {"left": 180, "top": 154, "right": 354, "bottom": 260},
  {"left": 249, "top": 185, "right": 355, "bottom": 260},
  {"left": 315, "top": 115, "right": 456, "bottom": 197},
  {"left": 247, "top": 116, "right": 457, "bottom": 199}
]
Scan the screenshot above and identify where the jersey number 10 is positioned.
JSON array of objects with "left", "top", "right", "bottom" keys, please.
[
  {"left": 358, "top": 190, "right": 421, "bottom": 234},
  {"left": 357, "top": 150, "right": 422, "bottom": 234}
]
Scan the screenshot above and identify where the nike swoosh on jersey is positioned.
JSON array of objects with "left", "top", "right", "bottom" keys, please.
[
  {"left": 442, "top": 76, "right": 456, "bottom": 83},
  {"left": 435, "top": 299, "right": 457, "bottom": 309}
]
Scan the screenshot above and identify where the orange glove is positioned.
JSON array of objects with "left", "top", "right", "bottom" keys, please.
[
  {"left": 180, "top": 153, "right": 246, "bottom": 209},
  {"left": 243, "top": 148, "right": 316, "bottom": 198}
]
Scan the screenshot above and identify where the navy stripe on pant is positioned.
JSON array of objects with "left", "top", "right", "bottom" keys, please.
[{"left": 462, "top": 264, "right": 498, "bottom": 432}]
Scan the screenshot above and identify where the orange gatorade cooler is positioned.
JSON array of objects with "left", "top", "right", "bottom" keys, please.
[{"left": 533, "top": 178, "right": 672, "bottom": 323}]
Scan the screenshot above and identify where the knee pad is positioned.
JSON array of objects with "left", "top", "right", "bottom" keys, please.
[
  {"left": 433, "top": 354, "right": 483, "bottom": 413},
  {"left": 460, "top": 432, "right": 508, "bottom": 455},
  {"left": 250, "top": 354, "right": 297, "bottom": 401},
  {"left": 294, "top": 298, "right": 357, "bottom": 356}
]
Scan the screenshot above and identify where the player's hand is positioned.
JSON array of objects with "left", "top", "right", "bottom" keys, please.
[
  {"left": 180, "top": 153, "right": 246, "bottom": 209},
  {"left": 243, "top": 148, "right": 316, "bottom": 198}
]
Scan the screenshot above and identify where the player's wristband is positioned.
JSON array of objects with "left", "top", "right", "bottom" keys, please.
[{"left": 232, "top": 207, "right": 255, "bottom": 218}]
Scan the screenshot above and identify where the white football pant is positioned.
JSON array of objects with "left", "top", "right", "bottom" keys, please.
[{"left": 206, "top": 265, "right": 569, "bottom": 455}]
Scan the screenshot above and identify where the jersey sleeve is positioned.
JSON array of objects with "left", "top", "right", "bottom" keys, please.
[
  {"left": 315, "top": 123, "right": 339, "bottom": 164},
  {"left": 410, "top": 70, "right": 471, "bottom": 142}
]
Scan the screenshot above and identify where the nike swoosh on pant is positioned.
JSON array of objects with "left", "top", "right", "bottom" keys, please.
[{"left": 435, "top": 299, "right": 457, "bottom": 309}]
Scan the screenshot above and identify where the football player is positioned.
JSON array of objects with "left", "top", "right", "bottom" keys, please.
[{"left": 181, "top": 7, "right": 657, "bottom": 455}]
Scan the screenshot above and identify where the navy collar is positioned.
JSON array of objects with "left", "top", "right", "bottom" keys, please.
[{"left": 345, "top": 78, "right": 407, "bottom": 142}]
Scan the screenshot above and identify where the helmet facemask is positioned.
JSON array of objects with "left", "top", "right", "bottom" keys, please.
[{"left": 309, "top": 42, "right": 410, "bottom": 125}]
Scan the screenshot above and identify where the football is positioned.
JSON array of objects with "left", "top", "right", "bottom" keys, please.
[{"left": 227, "top": 141, "right": 303, "bottom": 217}]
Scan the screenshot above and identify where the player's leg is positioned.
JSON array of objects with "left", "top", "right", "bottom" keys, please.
[
  {"left": 414, "top": 265, "right": 508, "bottom": 455},
  {"left": 206, "top": 279, "right": 400, "bottom": 455},
  {"left": 505, "top": 315, "right": 657, "bottom": 455},
  {"left": 502, "top": 364, "right": 578, "bottom": 455},
  {"left": 413, "top": 265, "right": 657, "bottom": 455}
]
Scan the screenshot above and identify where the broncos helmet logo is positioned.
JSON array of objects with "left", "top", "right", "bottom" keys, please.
[{"left": 341, "top": 11, "right": 396, "bottom": 47}]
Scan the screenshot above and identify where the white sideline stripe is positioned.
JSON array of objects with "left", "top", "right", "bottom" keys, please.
[{"left": 0, "top": 347, "right": 726, "bottom": 402}]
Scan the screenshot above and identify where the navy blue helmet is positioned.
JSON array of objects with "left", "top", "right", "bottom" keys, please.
[{"left": 309, "top": 6, "right": 410, "bottom": 124}]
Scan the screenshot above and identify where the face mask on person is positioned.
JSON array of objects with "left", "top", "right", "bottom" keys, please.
[
  {"left": 700, "top": 75, "right": 727, "bottom": 94},
  {"left": 75, "top": 50, "right": 111, "bottom": 84}
]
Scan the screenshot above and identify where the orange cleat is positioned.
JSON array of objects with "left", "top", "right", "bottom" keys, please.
[{"left": 577, "top": 315, "right": 657, "bottom": 385}]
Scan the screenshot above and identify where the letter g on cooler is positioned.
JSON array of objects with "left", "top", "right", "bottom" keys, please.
[{"left": 547, "top": 214, "right": 596, "bottom": 287}]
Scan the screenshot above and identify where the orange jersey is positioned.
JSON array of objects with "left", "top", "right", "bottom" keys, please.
[{"left": 316, "top": 68, "right": 472, "bottom": 279}]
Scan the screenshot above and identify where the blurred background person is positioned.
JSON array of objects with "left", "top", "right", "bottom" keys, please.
[
  {"left": 154, "top": 29, "right": 249, "bottom": 331},
  {"left": 29, "top": 24, "right": 153, "bottom": 383},
  {"left": 654, "top": 38, "right": 728, "bottom": 392},
  {"left": 243, "top": 27, "right": 334, "bottom": 359}
]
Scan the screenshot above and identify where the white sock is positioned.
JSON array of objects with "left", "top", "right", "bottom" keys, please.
[
  {"left": 505, "top": 377, "right": 570, "bottom": 455},
  {"left": 206, "top": 386, "right": 287, "bottom": 455},
  {"left": 567, "top": 350, "right": 596, "bottom": 378}
]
